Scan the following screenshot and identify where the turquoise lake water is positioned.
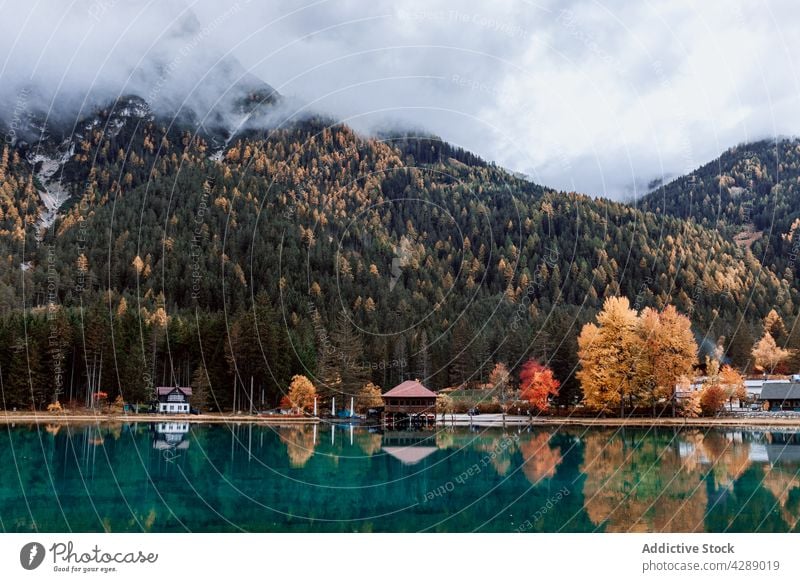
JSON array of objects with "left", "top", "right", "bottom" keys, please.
[{"left": 0, "top": 422, "right": 798, "bottom": 532}]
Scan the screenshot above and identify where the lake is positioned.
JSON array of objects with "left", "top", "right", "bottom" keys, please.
[{"left": 0, "top": 422, "right": 798, "bottom": 532}]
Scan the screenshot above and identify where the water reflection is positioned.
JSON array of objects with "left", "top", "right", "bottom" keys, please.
[
  {"left": 0, "top": 424, "right": 798, "bottom": 532},
  {"left": 520, "top": 432, "right": 562, "bottom": 483},
  {"left": 581, "top": 429, "right": 708, "bottom": 532},
  {"left": 382, "top": 430, "right": 438, "bottom": 466},
  {"left": 152, "top": 422, "right": 191, "bottom": 451},
  {"left": 277, "top": 425, "right": 317, "bottom": 468},
  {"left": 356, "top": 431, "right": 383, "bottom": 456},
  {"left": 579, "top": 429, "right": 800, "bottom": 532}
]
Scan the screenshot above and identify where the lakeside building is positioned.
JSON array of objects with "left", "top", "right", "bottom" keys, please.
[
  {"left": 760, "top": 382, "right": 800, "bottom": 412},
  {"left": 156, "top": 386, "right": 193, "bottom": 414},
  {"left": 674, "top": 375, "right": 798, "bottom": 407},
  {"left": 743, "top": 377, "right": 797, "bottom": 400},
  {"left": 382, "top": 380, "right": 438, "bottom": 425}
]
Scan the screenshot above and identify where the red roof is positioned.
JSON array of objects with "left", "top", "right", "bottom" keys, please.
[
  {"left": 382, "top": 380, "right": 437, "bottom": 399},
  {"left": 157, "top": 386, "right": 193, "bottom": 396}
]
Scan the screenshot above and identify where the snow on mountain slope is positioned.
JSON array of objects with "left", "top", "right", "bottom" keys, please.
[{"left": 30, "top": 148, "right": 72, "bottom": 235}]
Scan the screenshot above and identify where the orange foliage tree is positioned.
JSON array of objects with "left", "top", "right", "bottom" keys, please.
[
  {"left": 700, "top": 357, "right": 731, "bottom": 416},
  {"left": 699, "top": 385, "right": 727, "bottom": 416},
  {"left": 720, "top": 365, "right": 747, "bottom": 408},
  {"left": 519, "top": 359, "right": 560, "bottom": 412},
  {"left": 287, "top": 374, "right": 317, "bottom": 413}
]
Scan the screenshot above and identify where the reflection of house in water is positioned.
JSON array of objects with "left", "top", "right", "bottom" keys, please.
[
  {"left": 151, "top": 422, "right": 191, "bottom": 451},
  {"left": 764, "top": 432, "right": 800, "bottom": 464},
  {"left": 748, "top": 443, "right": 769, "bottom": 463},
  {"left": 382, "top": 431, "right": 438, "bottom": 465},
  {"left": 679, "top": 431, "right": 746, "bottom": 464}
]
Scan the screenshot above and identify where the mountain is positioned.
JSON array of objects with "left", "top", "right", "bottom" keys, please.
[
  {"left": 1, "top": 88, "right": 798, "bottom": 410},
  {"left": 640, "top": 138, "right": 800, "bottom": 305}
]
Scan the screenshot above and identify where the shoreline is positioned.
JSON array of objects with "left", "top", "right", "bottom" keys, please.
[
  {"left": 0, "top": 412, "right": 321, "bottom": 425},
  {"left": 1, "top": 411, "right": 799, "bottom": 429}
]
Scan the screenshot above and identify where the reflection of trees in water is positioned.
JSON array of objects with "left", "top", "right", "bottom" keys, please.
[
  {"left": 520, "top": 432, "right": 562, "bottom": 484},
  {"left": 762, "top": 466, "right": 800, "bottom": 529},
  {"left": 356, "top": 432, "right": 382, "bottom": 456},
  {"left": 581, "top": 430, "right": 708, "bottom": 532},
  {"left": 278, "top": 426, "right": 317, "bottom": 468},
  {"left": 760, "top": 431, "right": 800, "bottom": 529},
  {"left": 697, "top": 431, "right": 751, "bottom": 491},
  {"left": 435, "top": 430, "right": 455, "bottom": 451},
  {"left": 581, "top": 430, "right": 764, "bottom": 532},
  {"left": 476, "top": 433, "right": 519, "bottom": 477}
]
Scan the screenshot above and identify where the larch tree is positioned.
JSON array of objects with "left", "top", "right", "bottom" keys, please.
[
  {"left": 719, "top": 365, "right": 747, "bottom": 409},
  {"left": 436, "top": 392, "right": 455, "bottom": 422},
  {"left": 577, "top": 296, "right": 639, "bottom": 416},
  {"left": 287, "top": 374, "right": 317, "bottom": 413},
  {"left": 355, "top": 381, "right": 383, "bottom": 412},
  {"left": 763, "top": 309, "right": 787, "bottom": 342},
  {"left": 636, "top": 305, "right": 697, "bottom": 416},
  {"left": 752, "top": 332, "right": 793, "bottom": 374},
  {"left": 489, "top": 362, "right": 512, "bottom": 417},
  {"left": 699, "top": 357, "right": 726, "bottom": 416}
]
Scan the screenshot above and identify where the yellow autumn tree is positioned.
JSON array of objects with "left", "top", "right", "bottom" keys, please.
[
  {"left": 355, "top": 382, "right": 383, "bottom": 412},
  {"left": 579, "top": 298, "right": 697, "bottom": 416},
  {"left": 577, "top": 296, "right": 640, "bottom": 415},
  {"left": 719, "top": 365, "right": 747, "bottom": 408},
  {"left": 752, "top": 332, "right": 793, "bottom": 374},
  {"left": 763, "top": 309, "right": 787, "bottom": 341},
  {"left": 699, "top": 357, "right": 727, "bottom": 416},
  {"left": 132, "top": 255, "right": 145, "bottom": 275},
  {"left": 287, "top": 375, "right": 317, "bottom": 413},
  {"left": 636, "top": 305, "right": 697, "bottom": 414}
]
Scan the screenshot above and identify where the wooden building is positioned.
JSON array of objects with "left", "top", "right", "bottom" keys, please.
[
  {"left": 382, "top": 380, "right": 437, "bottom": 425},
  {"left": 156, "top": 386, "right": 193, "bottom": 414},
  {"left": 761, "top": 383, "right": 800, "bottom": 411}
]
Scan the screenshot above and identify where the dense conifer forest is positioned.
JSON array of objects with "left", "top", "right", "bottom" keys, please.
[{"left": 1, "top": 95, "right": 799, "bottom": 411}]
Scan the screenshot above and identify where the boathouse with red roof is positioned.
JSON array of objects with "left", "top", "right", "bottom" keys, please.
[{"left": 382, "top": 380, "right": 438, "bottom": 424}]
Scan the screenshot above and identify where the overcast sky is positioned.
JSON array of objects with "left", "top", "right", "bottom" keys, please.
[{"left": 2, "top": 0, "right": 800, "bottom": 200}]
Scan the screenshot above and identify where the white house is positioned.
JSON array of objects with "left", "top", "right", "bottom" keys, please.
[{"left": 156, "top": 386, "right": 192, "bottom": 414}]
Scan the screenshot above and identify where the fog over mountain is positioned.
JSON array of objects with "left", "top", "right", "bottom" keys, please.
[
  {"left": 1, "top": 0, "right": 799, "bottom": 418},
  {"left": 0, "top": 1, "right": 285, "bottom": 146},
  {"left": 3, "top": 0, "right": 800, "bottom": 197}
]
